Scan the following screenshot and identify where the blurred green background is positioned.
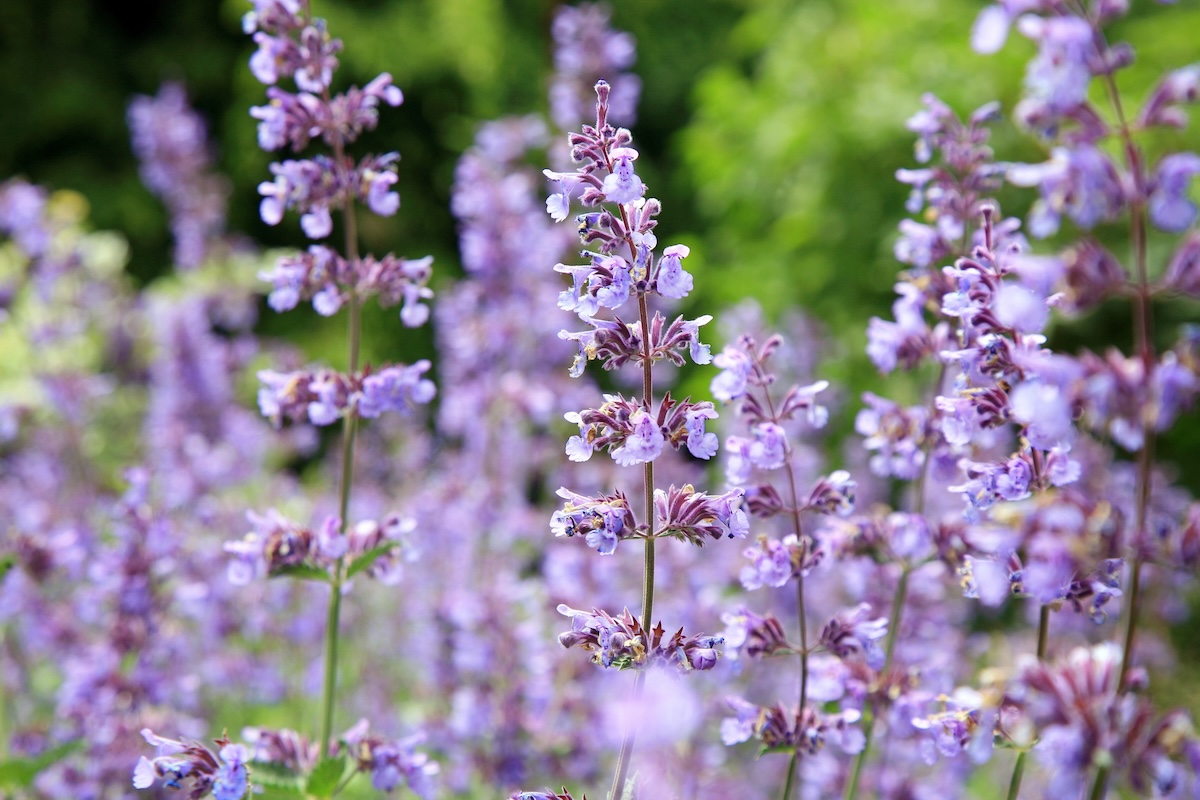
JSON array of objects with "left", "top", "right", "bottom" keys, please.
[{"left": 0, "top": 0, "right": 1198, "bottom": 468}]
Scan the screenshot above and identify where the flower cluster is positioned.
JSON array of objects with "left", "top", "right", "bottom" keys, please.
[
  {"left": 260, "top": 246, "right": 433, "bottom": 324},
  {"left": 223, "top": 508, "right": 415, "bottom": 585},
  {"left": 257, "top": 361, "right": 435, "bottom": 427},
  {"left": 134, "top": 1, "right": 436, "bottom": 795},
  {"left": 556, "top": 604, "right": 722, "bottom": 673},
  {"left": 128, "top": 82, "right": 231, "bottom": 269},
  {"left": 507, "top": 76, "right": 743, "bottom": 799},
  {"left": 134, "top": 730, "right": 249, "bottom": 800}
]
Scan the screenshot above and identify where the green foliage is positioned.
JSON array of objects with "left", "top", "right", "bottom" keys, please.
[
  {"left": 304, "top": 755, "right": 349, "bottom": 797},
  {"left": 247, "top": 760, "right": 305, "bottom": 795},
  {"left": 346, "top": 542, "right": 399, "bottom": 579},
  {"left": 270, "top": 563, "right": 332, "bottom": 583},
  {"left": 0, "top": 741, "right": 82, "bottom": 791}
]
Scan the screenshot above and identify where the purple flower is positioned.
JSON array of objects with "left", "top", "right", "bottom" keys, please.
[
  {"left": 1149, "top": 152, "right": 1200, "bottom": 232},
  {"left": 600, "top": 146, "right": 643, "bottom": 204},
  {"left": 685, "top": 406, "right": 718, "bottom": 460},
  {"left": 819, "top": 603, "right": 889, "bottom": 669},
  {"left": 611, "top": 408, "right": 664, "bottom": 466},
  {"left": 1007, "top": 145, "right": 1124, "bottom": 237},
  {"left": 358, "top": 361, "right": 436, "bottom": 418},
  {"left": 739, "top": 535, "right": 795, "bottom": 590},
  {"left": 1010, "top": 380, "right": 1074, "bottom": 449},
  {"left": 655, "top": 244, "right": 693, "bottom": 298},
  {"left": 711, "top": 346, "right": 754, "bottom": 402}
]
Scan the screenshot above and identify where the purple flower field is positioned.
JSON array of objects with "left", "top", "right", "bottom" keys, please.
[{"left": 1, "top": 1, "right": 1199, "bottom": 798}]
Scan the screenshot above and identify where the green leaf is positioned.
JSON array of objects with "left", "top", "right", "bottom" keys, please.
[
  {"left": 304, "top": 756, "right": 347, "bottom": 797},
  {"left": 247, "top": 761, "right": 304, "bottom": 794},
  {"left": 345, "top": 542, "right": 399, "bottom": 579},
  {"left": 0, "top": 740, "right": 83, "bottom": 788},
  {"left": 269, "top": 563, "right": 331, "bottom": 583}
]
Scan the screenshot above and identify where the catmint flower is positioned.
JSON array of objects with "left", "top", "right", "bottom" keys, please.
[
  {"left": 548, "top": 2, "right": 639, "bottom": 130},
  {"left": 1014, "top": 14, "right": 1098, "bottom": 127},
  {"left": 867, "top": 282, "right": 939, "bottom": 373},
  {"left": 342, "top": 721, "right": 438, "bottom": 799},
  {"left": 711, "top": 345, "right": 754, "bottom": 402},
  {"left": 805, "top": 470, "right": 857, "bottom": 516},
  {"left": 819, "top": 603, "right": 889, "bottom": 669},
  {"left": 1008, "top": 644, "right": 1200, "bottom": 796},
  {"left": 1009, "top": 380, "right": 1074, "bottom": 449},
  {"left": 993, "top": 283, "right": 1048, "bottom": 333},
  {"left": 684, "top": 405, "right": 719, "bottom": 459},
  {"left": 1138, "top": 64, "right": 1200, "bottom": 129},
  {"left": 551, "top": 487, "right": 637, "bottom": 555},
  {"left": 949, "top": 455, "right": 1034, "bottom": 521},
  {"left": 133, "top": 730, "right": 250, "bottom": 798},
  {"left": 655, "top": 484, "right": 748, "bottom": 545},
  {"left": 721, "top": 608, "right": 794, "bottom": 659},
  {"left": 556, "top": 605, "right": 722, "bottom": 673},
  {"left": 600, "top": 146, "right": 643, "bottom": 204},
  {"left": 720, "top": 699, "right": 864, "bottom": 755},
  {"left": 1165, "top": 233, "right": 1200, "bottom": 295},
  {"left": 610, "top": 407, "right": 664, "bottom": 466},
  {"left": 654, "top": 244, "right": 693, "bottom": 298},
  {"left": 856, "top": 392, "right": 929, "bottom": 479},
  {"left": 542, "top": 169, "right": 582, "bottom": 221},
  {"left": 1007, "top": 145, "right": 1125, "bottom": 237},
  {"left": 358, "top": 362, "right": 436, "bottom": 418},
  {"left": 1149, "top": 152, "right": 1200, "bottom": 232},
  {"left": 740, "top": 534, "right": 802, "bottom": 590},
  {"left": 749, "top": 422, "right": 788, "bottom": 470},
  {"left": 127, "top": 82, "right": 230, "bottom": 269}
]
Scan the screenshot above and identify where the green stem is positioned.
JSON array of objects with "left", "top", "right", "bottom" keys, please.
[
  {"left": 1006, "top": 753, "right": 1028, "bottom": 800},
  {"left": 1006, "top": 605, "right": 1050, "bottom": 800},
  {"left": 608, "top": 281, "right": 656, "bottom": 800},
  {"left": 1088, "top": 765, "right": 1111, "bottom": 800},
  {"left": 1036, "top": 603, "right": 1050, "bottom": 661},
  {"left": 747, "top": 354, "right": 811, "bottom": 800},
  {"left": 319, "top": 186, "right": 362, "bottom": 759},
  {"left": 844, "top": 564, "right": 911, "bottom": 800},
  {"left": 781, "top": 751, "right": 798, "bottom": 800}
]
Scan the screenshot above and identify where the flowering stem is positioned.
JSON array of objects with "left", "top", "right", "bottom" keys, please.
[
  {"left": 751, "top": 358, "right": 810, "bottom": 800},
  {"left": 844, "top": 563, "right": 910, "bottom": 800},
  {"left": 1076, "top": 19, "right": 1154, "bottom": 792},
  {"left": 781, "top": 752, "right": 798, "bottom": 800},
  {"left": 1006, "top": 752, "right": 1028, "bottom": 800},
  {"left": 1006, "top": 604, "right": 1050, "bottom": 800},
  {"left": 320, "top": 193, "right": 363, "bottom": 759},
  {"left": 608, "top": 287, "right": 656, "bottom": 800}
]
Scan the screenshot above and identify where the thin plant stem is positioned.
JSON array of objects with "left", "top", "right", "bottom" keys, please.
[
  {"left": 1036, "top": 603, "right": 1050, "bottom": 661},
  {"left": 608, "top": 250, "right": 657, "bottom": 800},
  {"left": 781, "top": 751, "right": 798, "bottom": 800},
  {"left": 1006, "top": 752, "right": 1028, "bottom": 800},
  {"left": 319, "top": 184, "right": 363, "bottom": 759},
  {"left": 844, "top": 563, "right": 911, "bottom": 800},
  {"left": 752, "top": 358, "right": 810, "bottom": 800},
  {"left": 1005, "top": 604, "right": 1050, "bottom": 800},
  {"left": 1085, "top": 18, "right": 1154, "bottom": 799},
  {"left": 843, "top": 364, "right": 944, "bottom": 800},
  {"left": 1089, "top": 766, "right": 1111, "bottom": 800}
]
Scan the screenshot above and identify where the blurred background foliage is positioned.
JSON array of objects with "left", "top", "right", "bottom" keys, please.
[{"left": 0, "top": 0, "right": 1198, "bottom": 477}]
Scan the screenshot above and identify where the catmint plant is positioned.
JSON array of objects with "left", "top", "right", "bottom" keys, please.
[
  {"left": 510, "top": 79, "right": 740, "bottom": 800},
  {"left": 711, "top": 331, "right": 872, "bottom": 799},
  {"left": 133, "top": 2, "right": 437, "bottom": 797},
  {"left": 128, "top": 82, "right": 232, "bottom": 270},
  {"left": 834, "top": 3, "right": 1200, "bottom": 798}
]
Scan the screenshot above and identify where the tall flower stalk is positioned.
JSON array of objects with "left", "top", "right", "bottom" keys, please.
[
  {"left": 133, "top": 1, "right": 438, "bottom": 796},
  {"left": 512, "top": 79, "right": 740, "bottom": 800}
]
